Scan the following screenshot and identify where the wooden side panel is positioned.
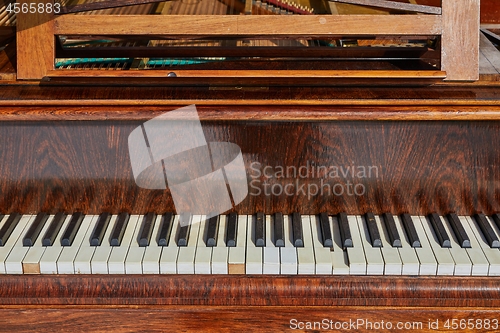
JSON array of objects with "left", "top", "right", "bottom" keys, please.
[
  {"left": 16, "top": 0, "right": 55, "bottom": 80},
  {"left": 441, "top": 0, "right": 480, "bottom": 81}
]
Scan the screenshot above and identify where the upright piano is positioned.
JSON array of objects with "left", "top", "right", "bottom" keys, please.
[{"left": 1, "top": 0, "right": 500, "bottom": 331}]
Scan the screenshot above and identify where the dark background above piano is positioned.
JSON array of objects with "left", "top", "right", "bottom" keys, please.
[{"left": 0, "top": 117, "right": 498, "bottom": 216}]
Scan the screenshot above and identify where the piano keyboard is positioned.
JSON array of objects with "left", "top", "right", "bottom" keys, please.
[{"left": 1, "top": 211, "right": 500, "bottom": 275}]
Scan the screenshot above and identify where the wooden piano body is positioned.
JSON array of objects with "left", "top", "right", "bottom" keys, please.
[{"left": 2, "top": 1, "right": 500, "bottom": 332}]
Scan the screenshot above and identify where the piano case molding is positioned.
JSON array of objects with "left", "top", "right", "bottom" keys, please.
[{"left": 1, "top": 275, "right": 500, "bottom": 332}]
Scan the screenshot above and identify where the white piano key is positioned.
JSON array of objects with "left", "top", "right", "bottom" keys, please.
[
  {"left": 227, "top": 215, "right": 246, "bottom": 274},
  {"left": 177, "top": 215, "right": 201, "bottom": 274},
  {"left": 410, "top": 216, "right": 437, "bottom": 275},
  {"left": 264, "top": 214, "right": 280, "bottom": 274},
  {"left": 393, "top": 216, "right": 420, "bottom": 275},
  {"left": 160, "top": 215, "right": 180, "bottom": 274},
  {"left": 6, "top": 215, "right": 42, "bottom": 274},
  {"left": 356, "top": 215, "right": 384, "bottom": 275},
  {"left": 418, "top": 216, "right": 455, "bottom": 276},
  {"left": 459, "top": 216, "right": 490, "bottom": 276},
  {"left": 466, "top": 216, "right": 500, "bottom": 275},
  {"left": 73, "top": 215, "right": 99, "bottom": 274},
  {"left": 109, "top": 215, "right": 140, "bottom": 274},
  {"left": 57, "top": 216, "right": 93, "bottom": 274},
  {"left": 346, "top": 215, "right": 367, "bottom": 275},
  {"left": 125, "top": 215, "right": 148, "bottom": 274},
  {"left": 330, "top": 216, "right": 349, "bottom": 275},
  {"left": 297, "top": 214, "right": 315, "bottom": 275},
  {"left": 212, "top": 215, "right": 229, "bottom": 274},
  {"left": 40, "top": 215, "right": 73, "bottom": 274},
  {"left": 374, "top": 215, "right": 402, "bottom": 275},
  {"left": 246, "top": 215, "right": 262, "bottom": 274},
  {"left": 142, "top": 215, "right": 163, "bottom": 274},
  {"left": 90, "top": 214, "right": 119, "bottom": 274},
  {"left": 280, "top": 215, "right": 297, "bottom": 275},
  {"left": 195, "top": 217, "right": 212, "bottom": 274},
  {"left": 0, "top": 215, "right": 33, "bottom": 274},
  {"left": 441, "top": 215, "right": 472, "bottom": 276},
  {"left": 21, "top": 214, "right": 58, "bottom": 274},
  {"left": 311, "top": 215, "right": 332, "bottom": 274}
]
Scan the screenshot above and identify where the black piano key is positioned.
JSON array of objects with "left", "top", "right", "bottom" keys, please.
[
  {"left": 428, "top": 213, "right": 451, "bottom": 248},
  {"left": 138, "top": 212, "right": 156, "bottom": 247},
  {"left": 206, "top": 215, "right": 219, "bottom": 247},
  {"left": 177, "top": 214, "right": 191, "bottom": 247},
  {"left": 90, "top": 212, "right": 111, "bottom": 246},
  {"left": 291, "top": 212, "right": 303, "bottom": 247},
  {"left": 109, "top": 212, "right": 130, "bottom": 246},
  {"left": 337, "top": 212, "right": 353, "bottom": 248},
  {"left": 319, "top": 213, "right": 333, "bottom": 247},
  {"left": 400, "top": 213, "right": 421, "bottom": 248},
  {"left": 61, "top": 212, "right": 85, "bottom": 246},
  {"left": 226, "top": 212, "right": 237, "bottom": 247},
  {"left": 0, "top": 213, "right": 21, "bottom": 246},
  {"left": 446, "top": 213, "right": 471, "bottom": 248},
  {"left": 273, "top": 213, "right": 285, "bottom": 247},
  {"left": 42, "top": 212, "right": 67, "bottom": 246},
  {"left": 365, "top": 212, "right": 382, "bottom": 247},
  {"left": 491, "top": 213, "right": 500, "bottom": 231},
  {"left": 474, "top": 213, "right": 500, "bottom": 248},
  {"left": 382, "top": 213, "right": 401, "bottom": 248},
  {"left": 23, "top": 212, "right": 49, "bottom": 247},
  {"left": 254, "top": 212, "right": 265, "bottom": 247},
  {"left": 157, "top": 212, "right": 174, "bottom": 246}
]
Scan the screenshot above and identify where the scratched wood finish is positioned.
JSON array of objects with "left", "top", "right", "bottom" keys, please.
[
  {"left": 0, "top": 119, "right": 499, "bottom": 215},
  {"left": 441, "top": 0, "right": 480, "bottom": 81},
  {"left": 16, "top": 0, "right": 54, "bottom": 80},
  {"left": 54, "top": 14, "right": 442, "bottom": 37}
]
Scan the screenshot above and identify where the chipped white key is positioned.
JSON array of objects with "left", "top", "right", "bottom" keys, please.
[
  {"left": 459, "top": 216, "right": 489, "bottom": 276},
  {"left": 356, "top": 215, "right": 384, "bottom": 275},
  {"left": 311, "top": 215, "right": 332, "bottom": 274},
  {"left": 419, "top": 216, "right": 454, "bottom": 275},
  {"left": 0, "top": 215, "right": 33, "bottom": 274},
  {"left": 297, "top": 214, "right": 315, "bottom": 274},
  {"left": 466, "top": 216, "right": 500, "bottom": 275},
  {"left": 177, "top": 215, "right": 201, "bottom": 274},
  {"left": 375, "top": 215, "right": 402, "bottom": 275},
  {"left": 40, "top": 215, "right": 73, "bottom": 274},
  {"left": 346, "top": 215, "right": 367, "bottom": 275},
  {"left": 21, "top": 215, "right": 57, "bottom": 274},
  {"left": 109, "top": 215, "right": 140, "bottom": 274},
  {"left": 212, "top": 215, "right": 229, "bottom": 274},
  {"left": 73, "top": 215, "right": 99, "bottom": 274},
  {"left": 441, "top": 215, "right": 472, "bottom": 276},
  {"left": 227, "top": 215, "right": 246, "bottom": 274},
  {"left": 393, "top": 216, "right": 420, "bottom": 275},
  {"left": 57, "top": 216, "right": 93, "bottom": 274},
  {"left": 195, "top": 217, "right": 211, "bottom": 274},
  {"left": 246, "top": 215, "right": 262, "bottom": 274},
  {"left": 160, "top": 215, "right": 180, "bottom": 274},
  {"left": 124, "top": 215, "right": 147, "bottom": 274},
  {"left": 330, "top": 216, "right": 349, "bottom": 275},
  {"left": 263, "top": 215, "right": 280, "bottom": 274},
  {"left": 280, "top": 214, "right": 297, "bottom": 275},
  {"left": 142, "top": 214, "right": 163, "bottom": 274}
]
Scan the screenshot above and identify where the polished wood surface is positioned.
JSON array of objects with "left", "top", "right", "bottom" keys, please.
[{"left": 0, "top": 276, "right": 499, "bottom": 332}]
